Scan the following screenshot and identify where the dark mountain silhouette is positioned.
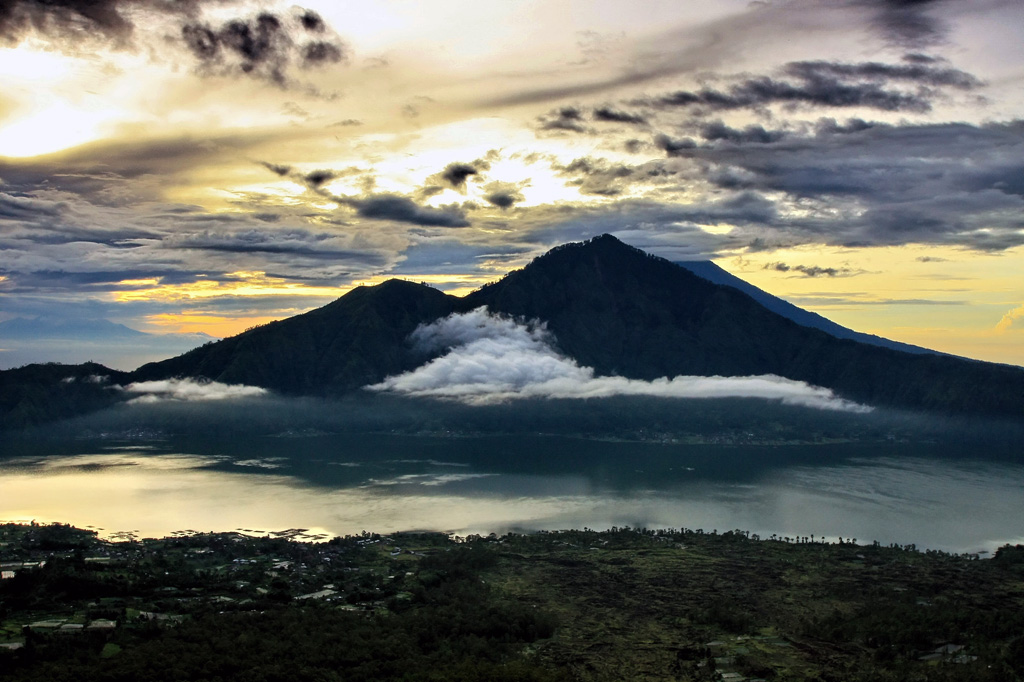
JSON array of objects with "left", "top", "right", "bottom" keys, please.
[
  {"left": 0, "top": 362, "right": 129, "bottom": 431},
  {"left": 676, "top": 260, "right": 937, "bottom": 356},
  {"left": 3, "top": 235, "right": 1023, "bottom": 428},
  {"left": 130, "top": 279, "right": 455, "bottom": 395},
  {"left": 464, "top": 236, "right": 1024, "bottom": 416}
]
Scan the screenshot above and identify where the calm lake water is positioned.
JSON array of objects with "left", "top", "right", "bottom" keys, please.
[{"left": 2, "top": 434, "right": 1022, "bottom": 554}]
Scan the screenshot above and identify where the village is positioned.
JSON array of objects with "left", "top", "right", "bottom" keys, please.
[
  {"left": 0, "top": 522, "right": 448, "bottom": 654},
  {"left": 2, "top": 521, "right": 1023, "bottom": 681}
]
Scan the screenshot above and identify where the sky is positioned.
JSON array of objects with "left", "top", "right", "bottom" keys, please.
[{"left": 1, "top": 0, "right": 1023, "bottom": 368}]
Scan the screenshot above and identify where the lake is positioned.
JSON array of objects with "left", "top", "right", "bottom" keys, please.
[{"left": 2, "top": 434, "right": 1022, "bottom": 554}]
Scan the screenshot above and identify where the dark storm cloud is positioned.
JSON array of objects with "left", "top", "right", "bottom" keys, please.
[
  {"left": 346, "top": 195, "right": 470, "bottom": 228},
  {"left": 478, "top": 0, "right": 1002, "bottom": 110},
  {"left": 0, "top": 0, "right": 139, "bottom": 46},
  {"left": 254, "top": 160, "right": 468, "bottom": 229},
  {"left": 0, "top": 192, "right": 66, "bottom": 220},
  {"left": 301, "top": 41, "right": 344, "bottom": 67},
  {"left": 553, "top": 157, "right": 648, "bottom": 197},
  {"left": 765, "top": 262, "right": 855, "bottom": 277},
  {"left": 483, "top": 182, "right": 526, "bottom": 209},
  {"left": 662, "top": 119, "right": 1024, "bottom": 250},
  {"left": 785, "top": 59, "right": 980, "bottom": 89},
  {"left": 592, "top": 107, "right": 647, "bottom": 125},
  {"left": 298, "top": 9, "right": 326, "bottom": 33},
  {"left": 304, "top": 169, "right": 337, "bottom": 188},
  {"left": 538, "top": 107, "right": 590, "bottom": 133},
  {"left": 0, "top": 1, "right": 348, "bottom": 88},
  {"left": 639, "top": 58, "right": 981, "bottom": 117},
  {"left": 860, "top": 0, "right": 948, "bottom": 47},
  {"left": 485, "top": 192, "right": 519, "bottom": 209},
  {"left": 181, "top": 11, "right": 347, "bottom": 87},
  {"left": 419, "top": 158, "right": 495, "bottom": 197},
  {"left": 261, "top": 162, "right": 292, "bottom": 177},
  {"left": 649, "top": 74, "right": 930, "bottom": 114},
  {"left": 701, "top": 122, "right": 787, "bottom": 144},
  {"left": 654, "top": 134, "right": 697, "bottom": 155},
  {"left": 439, "top": 163, "right": 484, "bottom": 190}
]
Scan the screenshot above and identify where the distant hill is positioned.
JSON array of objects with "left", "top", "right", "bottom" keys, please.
[
  {"left": 130, "top": 280, "right": 455, "bottom": 395},
  {"left": 0, "top": 317, "right": 216, "bottom": 371},
  {"left": 0, "top": 317, "right": 149, "bottom": 340},
  {"left": 0, "top": 362, "right": 129, "bottom": 431},
  {"left": 676, "top": 260, "right": 938, "bottom": 356}
]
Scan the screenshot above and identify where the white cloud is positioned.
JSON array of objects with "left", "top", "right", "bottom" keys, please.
[
  {"left": 122, "top": 378, "right": 268, "bottom": 403},
  {"left": 995, "top": 303, "right": 1024, "bottom": 333},
  {"left": 368, "top": 308, "right": 872, "bottom": 412}
]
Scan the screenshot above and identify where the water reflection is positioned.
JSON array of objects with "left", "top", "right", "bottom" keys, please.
[{"left": 1, "top": 435, "right": 1022, "bottom": 554}]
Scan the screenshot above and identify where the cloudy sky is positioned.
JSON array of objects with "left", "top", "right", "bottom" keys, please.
[{"left": 1, "top": 0, "right": 1023, "bottom": 367}]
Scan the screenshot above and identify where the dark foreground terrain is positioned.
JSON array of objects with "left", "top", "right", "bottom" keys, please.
[{"left": 2, "top": 522, "right": 1023, "bottom": 681}]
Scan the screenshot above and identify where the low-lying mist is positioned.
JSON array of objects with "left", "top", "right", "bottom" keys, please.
[
  {"left": 369, "top": 308, "right": 870, "bottom": 412},
  {"left": 10, "top": 388, "right": 1022, "bottom": 459}
]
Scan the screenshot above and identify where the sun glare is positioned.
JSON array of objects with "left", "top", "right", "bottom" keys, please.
[{"left": 0, "top": 46, "right": 121, "bottom": 157}]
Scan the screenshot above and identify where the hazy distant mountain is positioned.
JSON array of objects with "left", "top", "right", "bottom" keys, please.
[
  {"left": 676, "top": 261, "right": 938, "bottom": 356},
  {"left": 0, "top": 317, "right": 148, "bottom": 340},
  {"left": 125, "top": 234, "right": 1024, "bottom": 418},
  {"left": 0, "top": 317, "right": 216, "bottom": 371}
]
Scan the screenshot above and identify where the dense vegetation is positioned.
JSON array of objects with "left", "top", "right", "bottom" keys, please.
[
  {"left": 0, "top": 363, "right": 128, "bottom": 431},
  {"left": 2, "top": 523, "right": 1024, "bottom": 681}
]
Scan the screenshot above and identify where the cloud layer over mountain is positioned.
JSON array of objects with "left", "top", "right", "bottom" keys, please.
[
  {"left": 369, "top": 308, "right": 871, "bottom": 412},
  {"left": 122, "top": 378, "right": 267, "bottom": 403}
]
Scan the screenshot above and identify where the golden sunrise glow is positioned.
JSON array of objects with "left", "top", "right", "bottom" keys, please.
[
  {"left": 718, "top": 244, "right": 1024, "bottom": 361},
  {"left": 113, "top": 272, "right": 349, "bottom": 303},
  {"left": 145, "top": 313, "right": 286, "bottom": 338},
  {"left": 995, "top": 304, "right": 1024, "bottom": 333}
]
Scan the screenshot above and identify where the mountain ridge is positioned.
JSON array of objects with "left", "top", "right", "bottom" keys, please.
[
  {"left": 676, "top": 260, "right": 939, "bottom": 356},
  {"left": 3, "top": 234, "right": 1023, "bottom": 425}
]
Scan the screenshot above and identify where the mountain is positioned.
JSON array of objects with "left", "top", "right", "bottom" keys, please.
[
  {"left": 676, "top": 260, "right": 938, "bottom": 356},
  {"left": 130, "top": 279, "right": 455, "bottom": 395},
  {"left": 464, "top": 236, "right": 1023, "bottom": 416},
  {"left": 124, "top": 234, "right": 1024, "bottom": 417},
  {"left": 0, "top": 362, "right": 130, "bottom": 431},
  {"left": 5, "top": 235, "right": 1023, "bottom": 427},
  {"left": 0, "top": 317, "right": 149, "bottom": 340}
]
